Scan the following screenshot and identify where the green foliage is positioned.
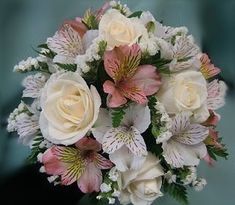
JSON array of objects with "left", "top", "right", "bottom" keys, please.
[
  {"left": 163, "top": 182, "right": 188, "bottom": 205},
  {"left": 207, "top": 144, "right": 229, "bottom": 161},
  {"left": 128, "top": 11, "right": 143, "bottom": 18},
  {"left": 140, "top": 52, "right": 171, "bottom": 74},
  {"left": 98, "top": 40, "right": 107, "bottom": 57},
  {"left": 82, "top": 9, "right": 98, "bottom": 29},
  {"left": 146, "top": 21, "right": 155, "bottom": 33},
  {"left": 148, "top": 96, "right": 162, "bottom": 138},
  {"left": 111, "top": 106, "right": 128, "bottom": 128},
  {"left": 37, "top": 44, "right": 56, "bottom": 59},
  {"left": 56, "top": 63, "right": 77, "bottom": 72},
  {"left": 27, "top": 136, "right": 46, "bottom": 164},
  {"left": 143, "top": 128, "right": 163, "bottom": 157}
]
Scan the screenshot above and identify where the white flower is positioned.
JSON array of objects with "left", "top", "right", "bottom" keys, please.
[
  {"left": 39, "top": 71, "right": 101, "bottom": 145},
  {"left": 109, "top": 167, "right": 119, "bottom": 182},
  {"left": 118, "top": 153, "right": 164, "bottom": 205},
  {"left": 36, "top": 54, "right": 61, "bottom": 73},
  {"left": 112, "top": 189, "right": 121, "bottom": 197},
  {"left": 14, "top": 57, "right": 39, "bottom": 72},
  {"left": 192, "top": 178, "right": 207, "bottom": 191},
  {"left": 181, "top": 166, "right": 197, "bottom": 185},
  {"left": 109, "top": 1, "right": 131, "bottom": 16},
  {"left": 108, "top": 197, "right": 115, "bottom": 204},
  {"left": 100, "top": 183, "right": 112, "bottom": 193},
  {"left": 22, "top": 73, "right": 48, "bottom": 98},
  {"left": 139, "top": 35, "right": 160, "bottom": 56},
  {"left": 140, "top": 11, "right": 166, "bottom": 38},
  {"left": 207, "top": 79, "right": 227, "bottom": 110},
  {"left": 161, "top": 112, "right": 209, "bottom": 168},
  {"left": 163, "top": 26, "right": 188, "bottom": 41},
  {"left": 47, "top": 25, "right": 98, "bottom": 64},
  {"left": 156, "top": 35, "right": 200, "bottom": 72},
  {"left": 7, "top": 102, "right": 40, "bottom": 145},
  {"left": 92, "top": 104, "right": 150, "bottom": 171},
  {"left": 99, "top": 9, "right": 148, "bottom": 50},
  {"left": 165, "top": 171, "right": 176, "bottom": 184},
  {"left": 157, "top": 71, "right": 210, "bottom": 123}
]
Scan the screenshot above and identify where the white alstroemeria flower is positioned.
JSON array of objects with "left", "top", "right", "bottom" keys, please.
[
  {"left": 47, "top": 24, "right": 98, "bottom": 64},
  {"left": 207, "top": 79, "right": 227, "bottom": 110},
  {"left": 92, "top": 104, "right": 150, "bottom": 171},
  {"left": 160, "top": 112, "right": 209, "bottom": 168},
  {"left": 163, "top": 26, "right": 188, "bottom": 41},
  {"left": 22, "top": 73, "right": 48, "bottom": 98},
  {"left": 157, "top": 35, "right": 201, "bottom": 72},
  {"left": 7, "top": 101, "right": 40, "bottom": 145},
  {"left": 140, "top": 11, "right": 165, "bottom": 38}
]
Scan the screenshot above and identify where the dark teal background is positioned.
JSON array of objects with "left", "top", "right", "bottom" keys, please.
[{"left": 0, "top": 0, "right": 235, "bottom": 204}]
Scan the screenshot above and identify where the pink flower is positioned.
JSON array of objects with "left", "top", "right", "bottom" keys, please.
[
  {"left": 203, "top": 110, "right": 221, "bottom": 127},
  {"left": 62, "top": 18, "right": 87, "bottom": 37},
  {"left": 103, "top": 44, "right": 161, "bottom": 107},
  {"left": 95, "top": 1, "right": 111, "bottom": 21},
  {"left": 42, "top": 137, "right": 113, "bottom": 193},
  {"left": 200, "top": 54, "right": 221, "bottom": 79}
]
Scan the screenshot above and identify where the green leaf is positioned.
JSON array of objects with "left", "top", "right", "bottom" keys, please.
[
  {"left": 56, "top": 63, "right": 77, "bottom": 72},
  {"left": 163, "top": 182, "right": 188, "bottom": 205},
  {"left": 82, "top": 9, "right": 98, "bottom": 30},
  {"left": 98, "top": 40, "right": 107, "bottom": 57},
  {"left": 111, "top": 106, "right": 128, "bottom": 128},
  {"left": 128, "top": 11, "right": 143, "bottom": 18},
  {"left": 26, "top": 136, "right": 46, "bottom": 164},
  {"left": 37, "top": 44, "right": 56, "bottom": 59},
  {"left": 207, "top": 145, "right": 229, "bottom": 161}
]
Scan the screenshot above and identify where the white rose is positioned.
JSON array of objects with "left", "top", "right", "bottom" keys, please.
[
  {"left": 99, "top": 9, "right": 148, "bottom": 50},
  {"left": 39, "top": 72, "right": 101, "bottom": 145},
  {"left": 118, "top": 153, "right": 164, "bottom": 205},
  {"left": 157, "top": 71, "right": 209, "bottom": 123}
]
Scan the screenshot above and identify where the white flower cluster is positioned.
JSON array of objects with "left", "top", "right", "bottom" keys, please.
[
  {"left": 110, "top": 1, "right": 131, "bottom": 16},
  {"left": 14, "top": 57, "right": 39, "bottom": 72},
  {"left": 181, "top": 166, "right": 197, "bottom": 185},
  {"left": 97, "top": 168, "right": 120, "bottom": 204},
  {"left": 192, "top": 178, "right": 207, "bottom": 191},
  {"left": 7, "top": 101, "right": 40, "bottom": 145},
  {"left": 76, "top": 37, "right": 105, "bottom": 74},
  {"left": 154, "top": 100, "right": 173, "bottom": 144}
]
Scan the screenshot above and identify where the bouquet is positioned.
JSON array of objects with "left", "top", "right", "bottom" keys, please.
[{"left": 7, "top": 1, "right": 228, "bottom": 205}]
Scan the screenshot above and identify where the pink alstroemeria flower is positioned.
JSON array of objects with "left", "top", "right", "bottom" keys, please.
[
  {"left": 63, "top": 18, "right": 87, "bottom": 37},
  {"left": 42, "top": 137, "right": 113, "bottom": 193},
  {"left": 103, "top": 44, "right": 161, "bottom": 107},
  {"left": 200, "top": 53, "right": 221, "bottom": 79},
  {"left": 95, "top": 1, "right": 111, "bottom": 20},
  {"left": 203, "top": 110, "right": 221, "bottom": 127}
]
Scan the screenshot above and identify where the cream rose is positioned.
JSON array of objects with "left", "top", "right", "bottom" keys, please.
[
  {"left": 118, "top": 153, "right": 164, "bottom": 205},
  {"left": 157, "top": 71, "right": 209, "bottom": 123},
  {"left": 39, "top": 72, "right": 101, "bottom": 145},
  {"left": 99, "top": 9, "right": 148, "bottom": 50}
]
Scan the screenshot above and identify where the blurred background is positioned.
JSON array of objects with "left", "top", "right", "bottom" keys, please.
[{"left": 0, "top": 0, "right": 235, "bottom": 204}]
